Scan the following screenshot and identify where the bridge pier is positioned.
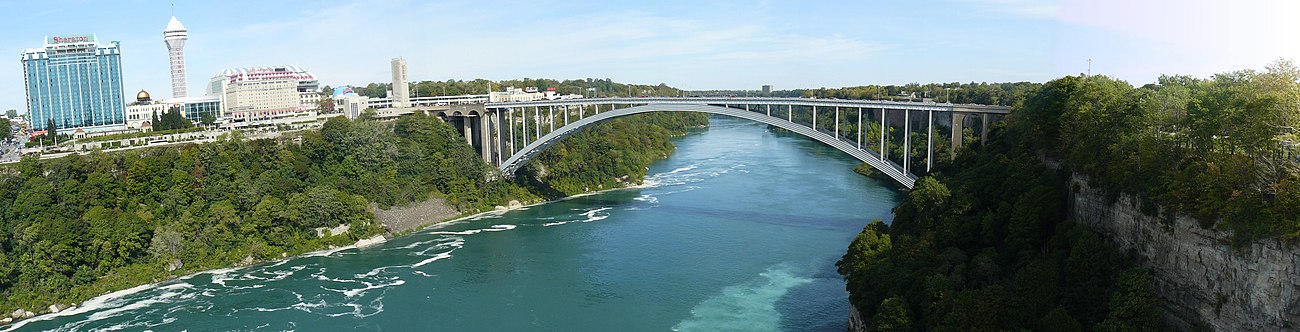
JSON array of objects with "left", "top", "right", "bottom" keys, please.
[
  {"left": 981, "top": 113, "right": 990, "bottom": 145},
  {"left": 880, "top": 108, "right": 886, "bottom": 161},
  {"left": 951, "top": 113, "right": 964, "bottom": 159},
  {"left": 904, "top": 109, "right": 910, "bottom": 173},
  {"left": 857, "top": 108, "right": 862, "bottom": 150},
  {"left": 927, "top": 110, "right": 933, "bottom": 172}
]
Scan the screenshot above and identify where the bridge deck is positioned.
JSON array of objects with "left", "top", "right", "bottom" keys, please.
[{"left": 485, "top": 97, "right": 1010, "bottom": 114}]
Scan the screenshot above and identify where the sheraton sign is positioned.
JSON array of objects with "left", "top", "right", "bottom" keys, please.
[{"left": 46, "top": 35, "right": 95, "bottom": 44}]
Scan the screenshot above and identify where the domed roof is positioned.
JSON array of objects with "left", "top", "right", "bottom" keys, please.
[{"left": 136, "top": 89, "right": 151, "bottom": 102}]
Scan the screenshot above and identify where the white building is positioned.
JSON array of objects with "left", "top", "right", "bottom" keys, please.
[
  {"left": 488, "top": 87, "right": 583, "bottom": 103},
  {"left": 332, "top": 86, "right": 370, "bottom": 120},
  {"left": 390, "top": 57, "right": 410, "bottom": 108},
  {"left": 206, "top": 66, "right": 321, "bottom": 122},
  {"left": 126, "top": 90, "right": 165, "bottom": 130}
]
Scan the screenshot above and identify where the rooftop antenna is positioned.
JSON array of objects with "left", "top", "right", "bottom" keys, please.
[
  {"left": 1087, "top": 59, "right": 1092, "bottom": 77},
  {"left": 170, "top": 1, "right": 174, "bottom": 15}
]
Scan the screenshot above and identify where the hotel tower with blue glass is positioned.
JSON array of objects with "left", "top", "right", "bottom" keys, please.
[{"left": 21, "top": 34, "right": 125, "bottom": 132}]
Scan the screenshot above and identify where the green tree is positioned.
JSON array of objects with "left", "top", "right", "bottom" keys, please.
[
  {"left": 0, "top": 117, "right": 11, "bottom": 141},
  {"left": 47, "top": 118, "right": 58, "bottom": 142},
  {"left": 875, "top": 296, "right": 912, "bottom": 331},
  {"left": 201, "top": 113, "right": 216, "bottom": 127}
]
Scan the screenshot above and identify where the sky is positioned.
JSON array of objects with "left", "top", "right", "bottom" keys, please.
[{"left": 0, "top": 0, "right": 1297, "bottom": 113}]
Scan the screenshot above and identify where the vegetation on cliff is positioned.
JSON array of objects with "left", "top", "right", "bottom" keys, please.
[
  {"left": 1016, "top": 61, "right": 1300, "bottom": 243},
  {"left": 840, "top": 62, "right": 1300, "bottom": 329},
  {"left": 838, "top": 128, "right": 1163, "bottom": 331},
  {"left": 0, "top": 114, "right": 540, "bottom": 313}
]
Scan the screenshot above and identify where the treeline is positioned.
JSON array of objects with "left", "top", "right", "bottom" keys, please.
[
  {"left": 838, "top": 125, "right": 1162, "bottom": 330},
  {"left": 705, "top": 81, "right": 1039, "bottom": 106},
  {"left": 336, "top": 78, "right": 685, "bottom": 99},
  {"left": 518, "top": 112, "right": 708, "bottom": 197},
  {"left": 1016, "top": 61, "right": 1300, "bottom": 243},
  {"left": 0, "top": 114, "right": 536, "bottom": 312}
]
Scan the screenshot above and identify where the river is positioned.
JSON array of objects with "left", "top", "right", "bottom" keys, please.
[{"left": 6, "top": 116, "right": 900, "bottom": 331}]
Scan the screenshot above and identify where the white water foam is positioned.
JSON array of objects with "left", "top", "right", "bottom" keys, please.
[
  {"left": 301, "top": 245, "right": 356, "bottom": 258},
  {"left": 428, "top": 229, "right": 482, "bottom": 236},
  {"left": 0, "top": 281, "right": 166, "bottom": 332},
  {"left": 411, "top": 251, "right": 454, "bottom": 267},
  {"left": 341, "top": 279, "right": 406, "bottom": 298},
  {"left": 633, "top": 194, "right": 659, "bottom": 204},
  {"left": 672, "top": 264, "right": 814, "bottom": 332},
  {"left": 542, "top": 207, "right": 613, "bottom": 227},
  {"left": 481, "top": 224, "right": 517, "bottom": 232}
]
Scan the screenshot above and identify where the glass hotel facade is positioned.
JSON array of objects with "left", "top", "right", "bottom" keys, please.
[{"left": 22, "top": 34, "right": 125, "bottom": 132}]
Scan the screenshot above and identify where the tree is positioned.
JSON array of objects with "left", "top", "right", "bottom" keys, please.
[
  {"left": 151, "top": 111, "right": 161, "bottom": 131},
  {"left": 875, "top": 296, "right": 912, "bottom": 331},
  {"left": 0, "top": 117, "right": 11, "bottom": 141},
  {"left": 46, "top": 118, "right": 58, "bottom": 144},
  {"left": 5, "top": 109, "right": 16, "bottom": 119},
  {"left": 201, "top": 113, "right": 216, "bottom": 127}
]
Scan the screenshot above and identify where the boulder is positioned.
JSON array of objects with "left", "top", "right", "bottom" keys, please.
[
  {"left": 355, "top": 235, "right": 387, "bottom": 248},
  {"left": 165, "top": 259, "right": 183, "bottom": 272}
]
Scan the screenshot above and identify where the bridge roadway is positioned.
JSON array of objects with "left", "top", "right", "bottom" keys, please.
[
  {"left": 485, "top": 97, "right": 1010, "bottom": 115},
  {"left": 424, "top": 97, "right": 1011, "bottom": 189}
]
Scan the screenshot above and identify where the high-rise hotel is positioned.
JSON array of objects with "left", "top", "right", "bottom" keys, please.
[{"left": 22, "top": 34, "right": 126, "bottom": 132}]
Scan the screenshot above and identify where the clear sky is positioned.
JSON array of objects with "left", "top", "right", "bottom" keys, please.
[{"left": 1, "top": 0, "right": 1297, "bottom": 113}]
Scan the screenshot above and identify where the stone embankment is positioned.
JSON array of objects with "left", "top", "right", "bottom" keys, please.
[{"left": 1069, "top": 175, "right": 1300, "bottom": 331}]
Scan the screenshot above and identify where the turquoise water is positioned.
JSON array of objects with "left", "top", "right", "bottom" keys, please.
[{"left": 6, "top": 116, "right": 899, "bottom": 331}]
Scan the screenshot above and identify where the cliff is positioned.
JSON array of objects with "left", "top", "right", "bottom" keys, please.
[{"left": 1069, "top": 175, "right": 1300, "bottom": 331}]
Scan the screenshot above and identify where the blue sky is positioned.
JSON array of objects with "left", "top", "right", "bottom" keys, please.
[{"left": 1, "top": 0, "right": 1297, "bottom": 113}]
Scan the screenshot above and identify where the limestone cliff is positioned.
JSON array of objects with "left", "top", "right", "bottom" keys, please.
[{"left": 1069, "top": 176, "right": 1300, "bottom": 331}]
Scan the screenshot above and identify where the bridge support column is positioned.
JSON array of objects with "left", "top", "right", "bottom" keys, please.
[
  {"left": 857, "top": 107, "right": 862, "bottom": 150},
  {"left": 481, "top": 114, "right": 492, "bottom": 163},
  {"left": 880, "top": 109, "right": 886, "bottom": 161},
  {"left": 904, "top": 110, "right": 910, "bottom": 173},
  {"left": 534, "top": 107, "right": 541, "bottom": 140},
  {"left": 788, "top": 105, "right": 792, "bottom": 122},
  {"left": 509, "top": 108, "right": 515, "bottom": 154},
  {"left": 951, "top": 113, "right": 964, "bottom": 159},
  {"left": 563, "top": 105, "right": 569, "bottom": 126},
  {"left": 463, "top": 116, "right": 473, "bottom": 146},
  {"left": 835, "top": 107, "right": 840, "bottom": 138},
  {"left": 497, "top": 110, "right": 504, "bottom": 165},
  {"left": 812, "top": 106, "right": 817, "bottom": 131},
  {"left": 549, "top": 106, "right": 555, "bottom": 133},
  {"left": 579, "top": 105, "right": 584, "bottom": 119},
  {"left": 927, "top": 110, "right": 933, "bottom": 173},
  {"left": 766, "top": 104, "right": 771, "bottom": 117},
  {"left": 981, "top": 113, "right": 989, "bottom": 144}
]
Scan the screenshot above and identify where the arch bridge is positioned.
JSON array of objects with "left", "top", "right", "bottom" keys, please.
[{"left": 425, "top": 97, "right": 1010, "bottom": 189}]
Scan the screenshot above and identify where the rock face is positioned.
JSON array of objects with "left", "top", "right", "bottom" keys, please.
[
  {"left": 374, "top": 198, "right": 459, "bottom": 234},
  {"left": 847, "top": 303, "right": 868, "bottom": 332},
  {"left": 1069, "top": 175, "right": 1300, "bottom": 331}
]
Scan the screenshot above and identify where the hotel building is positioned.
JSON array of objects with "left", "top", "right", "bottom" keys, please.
[{"left": 21, "top": 34, "right": 126, "bottom": 132}]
